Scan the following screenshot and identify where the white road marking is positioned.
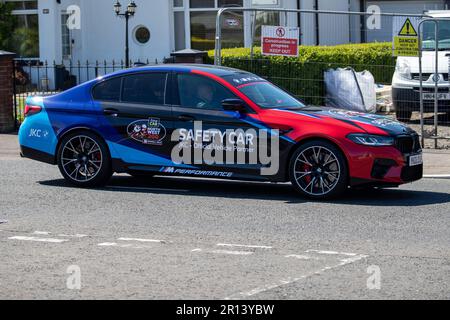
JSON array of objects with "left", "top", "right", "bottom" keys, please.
[
  {"left": 33, "top": 231, "right": 51, "bottom": 235},
  {"left": 225, "top": 251, "right": 368, "bottom": 300},
  {"left": 117, "top": 237, "right": 166, "bottom": 243},
  {"left": 97, "top": 242, "right": 153, "bottom": 249},
  {"left": 424, "top": 174, "right": 450, "bottom": 179},
  {"left": 58, "top": 234, "right": 89, "bottom": 238},
  {"left": 285, "top": 254, "right": 314, "bottom": 260},
  {"left": 211, "top": 250, "right": 254, "bottom": 256},
  {"left": 8, "top": 236, "right": 68, "bottom": 243},
  {"left": 191, "top": 248, "right": 202, "bottom": 252},
  {"left": 217, "top": 243, "right": 273, "bottom": 249},
  {"left": 306, "top": 249, "right": 358, "bottom": 256}
]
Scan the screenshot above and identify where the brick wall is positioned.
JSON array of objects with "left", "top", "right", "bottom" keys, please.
[{"left": 0, "top": 52, "right": 15, "bottom": 133}]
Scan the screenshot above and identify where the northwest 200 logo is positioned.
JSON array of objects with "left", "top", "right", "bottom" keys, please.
[{"left": 127, "top": 118, "right": 166, "bottom": 145}]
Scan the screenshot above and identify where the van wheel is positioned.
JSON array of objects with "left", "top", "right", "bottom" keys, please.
[
  {"left": 57, "top": 131, "right": 112, "bottom": 187},
  {"left": 396, "top": 109, "right": 412, "bottom": 122},
  {"left": 289, "top": 140, "right": 348, "bottom": 199}
]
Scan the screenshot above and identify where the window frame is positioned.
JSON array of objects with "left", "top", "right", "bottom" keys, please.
[
  {"left": 91, "top": 72, "right": 170, "bottom": 106},
  {"left": 173, "top": 72, "right": 242, "bottom": 111}
]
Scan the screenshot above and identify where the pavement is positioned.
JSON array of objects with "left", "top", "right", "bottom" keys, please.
[{"left": 0, "top": 133, "right": 449, "bottom": 299}]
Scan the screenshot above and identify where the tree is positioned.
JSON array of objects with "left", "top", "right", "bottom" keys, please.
[{"left": 0, "top": 2, "right": 17, "bottom": 52}]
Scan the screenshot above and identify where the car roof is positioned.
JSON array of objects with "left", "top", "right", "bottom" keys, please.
[{"left": 101, "top": 64, "right": 247, "bottom": 79}]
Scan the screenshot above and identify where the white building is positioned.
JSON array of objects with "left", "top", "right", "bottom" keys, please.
[{"left": 4, "top": 0, "right": 450, "bottom": 88}]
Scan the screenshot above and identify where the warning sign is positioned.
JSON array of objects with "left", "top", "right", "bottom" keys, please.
[
  {"left": 261, "top": 26, "right": 299, "bottom": 57},
  {"left": 398, "top": 18, "right": 418, "bottom": 36},
  {"left": 393, "top": 17, "right": 420, "bottom": 57}
]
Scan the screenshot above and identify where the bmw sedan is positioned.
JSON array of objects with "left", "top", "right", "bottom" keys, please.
[{"left": 19, "top": 64, "right": 423, "bottom": 199}]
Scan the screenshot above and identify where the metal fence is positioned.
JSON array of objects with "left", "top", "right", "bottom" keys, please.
[
  {"left": 214, "top": 8, "right": 450, "bottom": 149},
  {"left": 12, "top": 58, "right": 161, "bottom": 126}
]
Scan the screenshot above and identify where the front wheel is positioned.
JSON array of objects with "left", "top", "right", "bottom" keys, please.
[
  {"left": 57, "top": 131, "right": 112, "bottom": 187},
  {"left": 289, "top": 140, "right": 348, "bottom": 199}
]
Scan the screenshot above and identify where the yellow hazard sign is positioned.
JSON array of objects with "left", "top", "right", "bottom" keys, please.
[
  {"left": 398, "top": 18, "right": 418, "bottom": 37},
  {"left": 393, "top": 17, "right": 420, "bottom": 57}
]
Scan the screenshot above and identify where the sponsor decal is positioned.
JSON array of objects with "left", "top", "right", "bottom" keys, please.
[
  {"left": 170, "top": 121, "right": 280, "bottom": 176},
  {"left": 328, "top": 109, "right": 402, "bottom": 127},
  {"left": 29, "top": 128, "right": 49, "bottom": 138},
  {"left": 127, "top": 118, "right": 166, "bottom": 145},
  {"left": 160, "top": 167, "right": 233, "bottom": 178}
]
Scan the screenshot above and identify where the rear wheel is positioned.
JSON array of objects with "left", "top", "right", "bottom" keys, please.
[
  {"left": 289, "top": 140, "right": 348, "bottom": 199},
  {"left": 57, "top": 131, "right": 112, "bottom": 187}
]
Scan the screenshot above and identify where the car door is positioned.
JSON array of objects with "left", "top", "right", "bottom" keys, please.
[
  {"left": 94, "top": 72, "right": 176, "bottom": 169},
  {"left": 171, "top": 72, "right": 265, "bottom": 179}
]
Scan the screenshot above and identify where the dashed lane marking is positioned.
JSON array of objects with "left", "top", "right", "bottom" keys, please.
[
  {"left": 216, "top": 243, "right": 273, "bottom": 249},
  {"left": 117, "top": 237, "right": 166, "bottom": 243},
  {"left": 224, "top": 251, "right": 368, "bottom": 300},
  {"left": 8, "top": 236, "right": 69, "bottom": 243},
  {"left": 97, "top": 242, "right": 154, "bottom": 249}
]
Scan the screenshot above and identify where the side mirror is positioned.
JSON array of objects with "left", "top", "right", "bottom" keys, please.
[{"left": 221, "top": 98, "right": 247, "bottom": 113}]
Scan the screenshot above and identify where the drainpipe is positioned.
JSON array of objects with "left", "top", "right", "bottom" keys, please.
[
  {"left": 297, "top": 0, "right": 301, "bottom": 45},
  {"left": 315, "top": 0, "right": 319, "bottom": 45},
  {"left": 360, "top": 0, "right": 366, "bottom": 43}
]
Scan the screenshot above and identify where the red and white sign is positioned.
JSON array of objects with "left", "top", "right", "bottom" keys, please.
[{"left": 261, "top": 25, "right": 299, "bottom": 57}]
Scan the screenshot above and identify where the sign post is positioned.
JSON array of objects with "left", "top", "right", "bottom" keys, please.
[
  {"left": 393, "top": 17, "right": 420, "bottom": 57},
  {"left": 261, "top": 25, "right": 299, "bottom": 57}
]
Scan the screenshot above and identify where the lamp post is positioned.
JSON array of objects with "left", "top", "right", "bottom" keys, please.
[{"left": 114, "top": 1, "right": 137, "bottom": 68}]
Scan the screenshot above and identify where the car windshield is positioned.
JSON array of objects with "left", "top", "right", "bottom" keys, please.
[
  {"left": 422, "top": 20, "right": 450, "bottom": 51},
  {"left": 223, "top": 74, "right": 305, "bottom": 109}
]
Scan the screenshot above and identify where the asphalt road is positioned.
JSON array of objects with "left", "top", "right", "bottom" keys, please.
[{"left": 0, "top": 141, "right": 449, "bottom": 299}]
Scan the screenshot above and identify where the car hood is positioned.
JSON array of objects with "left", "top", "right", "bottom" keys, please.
[
  {"left": 274, "top": 107, "right": 415, "bottom": 136},
  {"left": 399, "top": 51, "right": 450, "bottom": 73}
]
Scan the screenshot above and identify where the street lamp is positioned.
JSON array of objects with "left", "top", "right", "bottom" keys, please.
[{"left": 114, "top": 1, "right": 137, "bottom": 68}]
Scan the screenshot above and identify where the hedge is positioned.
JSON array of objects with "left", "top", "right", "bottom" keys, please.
[{"left": 207, "top": 43, "right": 396, "bottom": 105}]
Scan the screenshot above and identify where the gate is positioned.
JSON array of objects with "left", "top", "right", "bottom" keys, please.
[
  {"left": 418, "top": 17, "right": 450, "bottom": 149},
  {"left": 213, "top": 7, "right": 450, "bottom": 149}
]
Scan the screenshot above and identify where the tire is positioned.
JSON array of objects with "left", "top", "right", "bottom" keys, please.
[
  {"left": 289, "top": 140, "right": 348, "bottom": 200},
  {"left": 395, "top": 109, "right": 412, "bottom": 123},
  {"left": 57, "top": 131, "right": 112, "bottom": 187}
]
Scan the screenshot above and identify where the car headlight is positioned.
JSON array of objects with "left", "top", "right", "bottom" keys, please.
[
  {"left": 395, "top": 60, "right": 412, "bottom": 80},
  {"left": 347, "top": 134, "right": 395, "bottom": 146}
]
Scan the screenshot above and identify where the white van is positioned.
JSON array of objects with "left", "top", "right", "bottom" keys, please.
[{"left": 392, "top": 11, "right": 450, "bottom": 122}]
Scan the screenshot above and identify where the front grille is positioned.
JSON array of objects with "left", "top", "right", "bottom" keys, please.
[
  {"left": 412, "top": 73, "right": 449, "bottom": 81},
  {"left": 395, "top": 135, "right": 421, "bottom": 154},
  {"left": 401, "top": 164, "right": 423, "bottom": 182}
]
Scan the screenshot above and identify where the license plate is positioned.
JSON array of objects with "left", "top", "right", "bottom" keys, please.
[
  {"left": 409, "top": 154, "right": 423, "bottom": 167},
  {"left": 422, "top": 92, "right": 450, "bottom": 100}
]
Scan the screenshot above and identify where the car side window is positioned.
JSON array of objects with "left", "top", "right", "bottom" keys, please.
[
  {"left": 122, "top": 73, "right": 168, "bottom": 105},
  {"left": 177, "top": 73, "right": 236, "bottom": 110},
  {"left": 92, "top": 77, "right": 122, "bottom": 102}
]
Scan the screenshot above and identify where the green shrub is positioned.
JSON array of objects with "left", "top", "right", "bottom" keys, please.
[{"left": 207, "top": 43, "right": 396, "bottom": 105}]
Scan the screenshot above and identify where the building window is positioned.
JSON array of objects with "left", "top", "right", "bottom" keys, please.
[
  {"left": 190, "top": 10, "right": 244, "bottom": 50},
  {"left": 8, "top": 0, "right": 39, "bottom": 58},
  {"left": 190, "top": 0, "right": 215, "bottom": 8},
  {"left": 218, "top": 0, "right": 243, "bottom": 7},
  {"left": 9, "top": 0, "right": 38, "bottom": 10},
  {"left": 134, "top": 26, "right": 151, "bottom": 45},
  {"left": 174, "top": 11, "right": 186, "bottom": 51},
  {"left": 61, "top": 13, "right": 71, "bottom": 59},
  {"left": 173, "top": 0, "right": 184, "bottom": 8}
]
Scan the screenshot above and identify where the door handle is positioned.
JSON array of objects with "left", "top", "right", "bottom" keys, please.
[
  {"left": 178, "top": 115, "right": 196, "bottom": 122},
  {"left": 104, "top": 108, "right": 119, "bottom": 117}
]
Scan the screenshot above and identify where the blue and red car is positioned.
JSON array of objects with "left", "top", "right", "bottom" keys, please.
[{"left": 18, "top": 64, "right": 423, "bottom": 199}]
